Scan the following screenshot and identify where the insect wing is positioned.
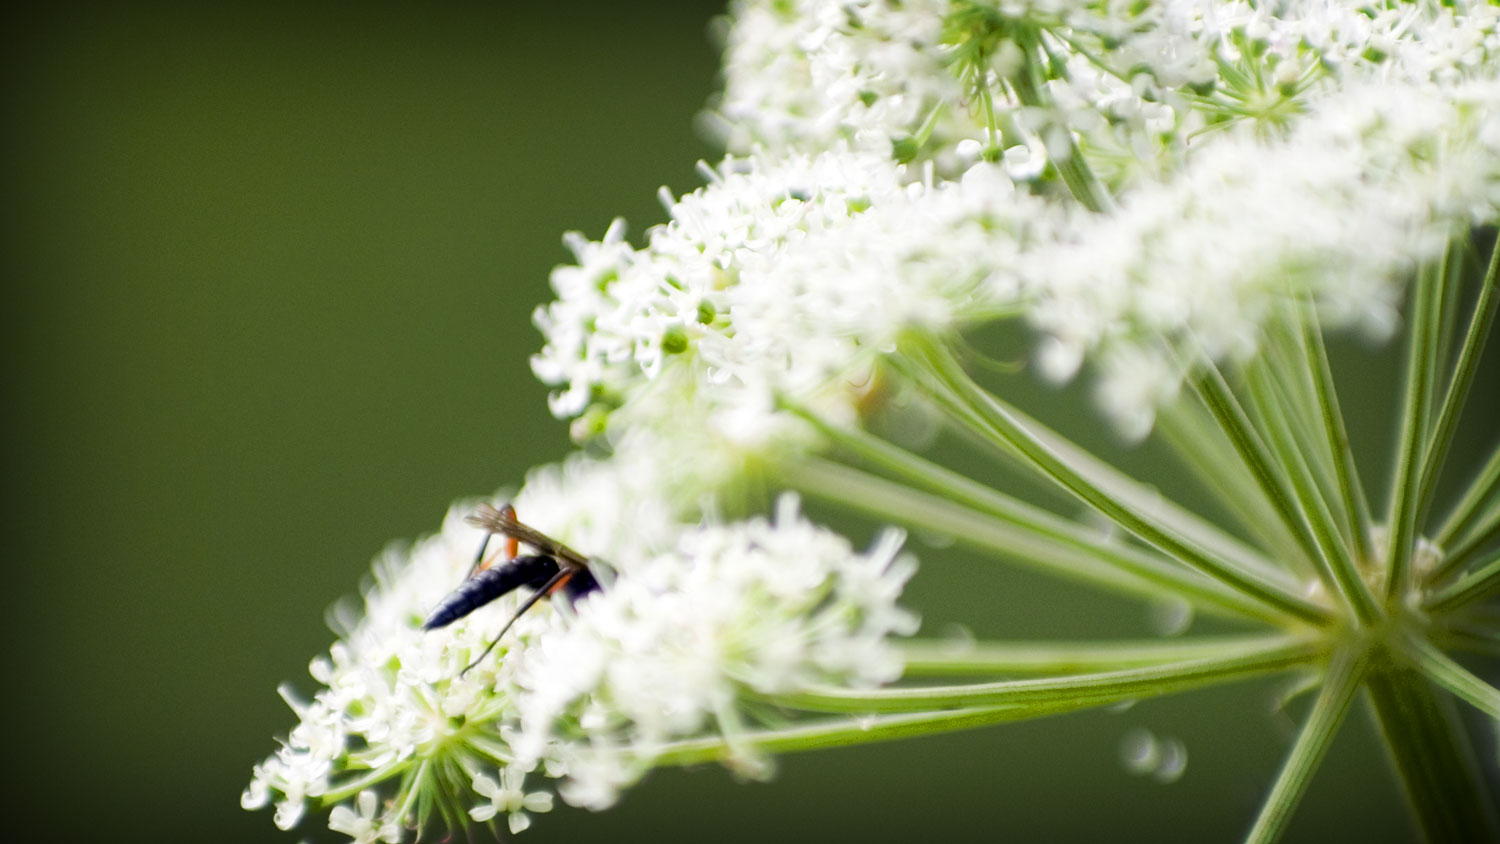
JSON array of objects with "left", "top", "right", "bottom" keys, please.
[{"left": 466, "top": 503, "right": 591, "bottom": 568}]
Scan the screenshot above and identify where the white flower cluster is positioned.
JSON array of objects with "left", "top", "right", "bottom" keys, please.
[
  {"left": 1024, "top": 77, "right": 1500, "bottom": 437},
  {"left": 717, "top": 1, "right": 1500, "bottom": 187},
  {"left": 245, "top": 457, "right": 915, "bottom": 839},
  {"left": 712, "top": 0, "right": 976, "bottom": 164},
  {"left": 533, "top": 150, "right": 1051, "bottom": 461},
  {"left": 242, "top": 501, "right": 561, "bottom": 839},
  {"left": 510, "top": 494, "right": 916, "bottom": 810},
  {"left": 533, "top": 150, "right": 906, "bottom": 424},
  {"left": 538, "top": 0, "right": 1500, "bottom": 443}
]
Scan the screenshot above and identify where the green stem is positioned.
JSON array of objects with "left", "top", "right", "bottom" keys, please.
[
  {"left": 1244, "top": 648, "right": 1364, "bottom": 844},
  {"left": 649, "top": 706, "right": 1027, "bottom": 768},
  {"left": 402, "top": 757, "right": 434, "bottom": 832},
  {"left": 1364, "top": 665, "right": 1499, "bottom": 842},
  {"left": 1009, "top": 26, "right": 1111, "bottom": 212},
  {"left": 1434, "top": 441, "right": 1500, "bottom": 561},
  {"left": 779, "top": 456, "right": 1277, "bottom": 621},
  {"left": 917, "top": 347, "right": 1280, "bottom": 584},
  {"left": 903, "top": 336, "right": 1328, "bottom": 625},
  {"left": 1416, "top": 234, "right": 1497, "bottom": 537},
  {"left": 898, "top": 633, "right": 1301, "bottom": 676},
  {"left": 1259, "top": 335, "right": 1340, "bottom": 508},
  {"left": 320, "top": 762, "right": 412, "bottom": 805},
  {"left": 1433, "top": 514, "right": 1500, "bottom": 588},
  {"left": 784, "top": 407, "right": 1281, "bottom": 619},
  {"left": 1424, "top": 546, "right": 1500, "bottom": 612},
  {"left": 770, "top": 636, "right": 1320, "bottom": 713},
  {"left": 1192, "top": 368, "right": 1321, "bottom": 575},
  {"left": 1446, "top": 624, "right": 1500, "bottom": 659},
  {"left": 1156, "top": 401, "right": 1309, "bottom": 576},
  {"left": 1387, "top": 258, "right": 1442, "bottom": 601},
  {"left": 1300, "top": 300, "right": 1377, "bottom": 567},
  {"left": 1241, "top": 359, "right": 1382, "bottom": 625},
  {"left": 1401, "top": 635, "right": 1500, "bottom": 719}
]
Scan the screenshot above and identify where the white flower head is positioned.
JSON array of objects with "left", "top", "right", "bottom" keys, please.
[
  {"left": 1022, "top": 76, "right": 1500, "bottom": 433},
  {"left": 508, "top": 494, "right": 918, "bottom": 806},
  {"left": 249, "top": 459, "right": 917, "bottom": 834}
]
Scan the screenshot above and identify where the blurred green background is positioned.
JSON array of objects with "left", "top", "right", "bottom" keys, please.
[{"left": 4, "top": 3, "right": 1494, "bottom": 843}]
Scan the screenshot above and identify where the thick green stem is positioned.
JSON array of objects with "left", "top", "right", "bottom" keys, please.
[
  {"left": 770, "top": 636, "right": 1320, "bottom": 713},
  {"left": 903, "top": 336, "right": 1328, "bottom": 625},
  {"left": 1364, "top": 665, "right": 1499, "bottom": 843},
  {"left": 1244, "top": 648, "right": 1364, "bottom": 844}
]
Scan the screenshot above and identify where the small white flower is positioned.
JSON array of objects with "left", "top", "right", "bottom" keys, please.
[
  {"left": 328, "top": 790, "right": 402, "bottom": 844},
  {"left": 470, "top": 770, "right": 555, "bottom": 834}
]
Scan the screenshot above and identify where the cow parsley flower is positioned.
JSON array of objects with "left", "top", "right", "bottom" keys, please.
[
  {"left": 246, "top": 464, "right": 916, "bottom": 841},
  {"left": 253, "top": 2, "right": 1500, "bottom": 841}
]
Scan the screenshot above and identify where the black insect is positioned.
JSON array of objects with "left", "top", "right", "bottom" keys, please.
[{"left": 423, "top": 503, "right": 599, "bottom": 673}]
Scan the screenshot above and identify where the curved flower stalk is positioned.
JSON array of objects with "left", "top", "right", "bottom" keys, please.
[{"left": 250, "top": 2, "right": 1500, "bottom": 842}]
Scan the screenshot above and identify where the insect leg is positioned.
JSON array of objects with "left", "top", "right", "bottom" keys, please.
[
  {"left": 460, "top": 566, "right": 575, "bottom": 676},
  {"left": 465, "top": 533, "right": 491, "bottom": 580}
]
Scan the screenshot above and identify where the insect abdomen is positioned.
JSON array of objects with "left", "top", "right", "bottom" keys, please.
[{"left": 422, "top": 554, "right": 560, "bottom": 630}]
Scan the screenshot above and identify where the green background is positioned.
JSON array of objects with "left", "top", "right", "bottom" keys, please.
[{"left": 5, "top": 3, "right": 1494, "bottom": 843}]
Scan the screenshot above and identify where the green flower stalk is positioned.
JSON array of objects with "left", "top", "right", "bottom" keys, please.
[{"left": 247, "top": 2, "right": 1500, "bottom": 842}]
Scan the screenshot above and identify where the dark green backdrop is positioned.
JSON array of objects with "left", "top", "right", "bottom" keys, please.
[{"left": 5, "top": 4, "right": 1491, "bottom": 843}]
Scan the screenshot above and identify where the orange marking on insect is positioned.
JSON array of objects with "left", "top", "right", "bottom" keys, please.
[
  {"left": 474, "top": 503, "right": 520, "bottom": 572},
  {"left": 546, "top": 568, "right": 577, "bottom": 595}
]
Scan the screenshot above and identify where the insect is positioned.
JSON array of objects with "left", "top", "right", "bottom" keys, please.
[{"left": 423, "top": 503, "right": 599, "bottom": 673}]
